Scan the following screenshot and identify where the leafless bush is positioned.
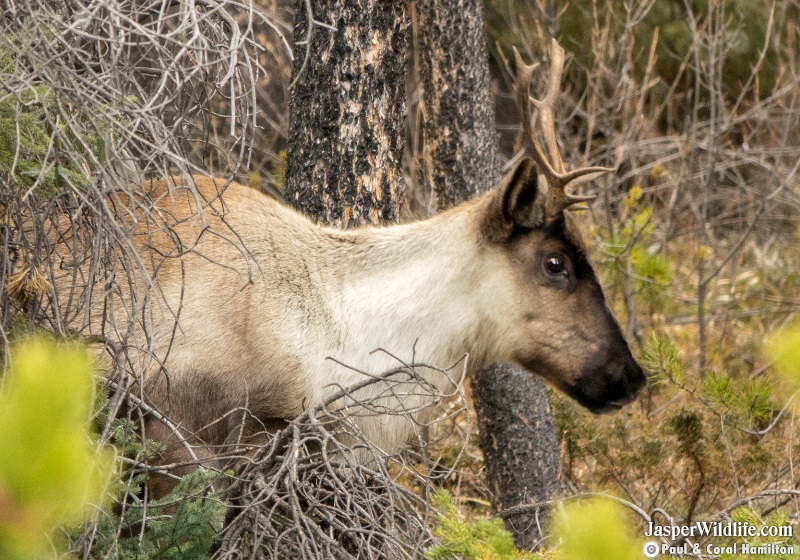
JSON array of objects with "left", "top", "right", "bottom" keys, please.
[
  {"left": 0, "top": 0, "right": 292, "bottom": 362},
  {"left": 59, "top": 354, "right": 469, "bottom": 558},
  {"left": 209, "top": 359, "right": 470, "bottom": 559},
  {"left": 0, "top": 10, "right": 293, "bottom": 544},
  {"left": 0, "top": 0, "right": 295, "bottom": 554},
  {"left": 0, "top": 0, "right": 288, "bottom": 179}
]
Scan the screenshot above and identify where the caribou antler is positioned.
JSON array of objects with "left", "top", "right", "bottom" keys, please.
[{"left": 513, "top": 39, "right": 614, "bottom": 218}]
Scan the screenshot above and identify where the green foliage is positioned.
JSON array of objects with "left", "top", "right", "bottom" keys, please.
[
  {"left": 551, "top": 225, "right": 793, "bottom": 542},
  {"left": 704, "top": 370, "right": 734, "bottom": 407},
  {"left": 81, "top": 391, "right": 226, "bottom": 558},
  {"left": 552, "top": 499, "right": 642, "bottom": 560},
  {"left": 426, "top": 489, "right": 541, "bottom": 560},
  {"left": 427, "top": 494, "right": 653, "bottom": 560},
  {"left": 642, "top": 332, "right": 685, "bottom": 389},
  {"left": 93, "top": 469, "right": 227, "bottom": 559},
  {"left": 669, "top": 409, "right": 705, "bottom": 457},
  {"left": 702, "top": 370, "right": 777, "bottom": 431},
  {"left": 713, "top": 507, "right": 796, "bottom": 560},
  {"left": 601, "top": 187, "right": 673, "bottom": 317},
  {"left": 0, "top": 48, "right": 106, "bottom": 195},
  {"left": 0, "top": 337, "right": 113, "bottom": 559},
  {"left": 737, "top": 378, "right": 777, "bottom": 427}
]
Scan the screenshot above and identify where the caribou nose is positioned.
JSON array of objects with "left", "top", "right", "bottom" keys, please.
[
  {"left": 568, "top": 356, "right": 648, "bottom": 414},
  {"left": 602, "top": 357, "right": 647, "bottom": 407},
  {"left": 628, "top": 361, "right": 647, "bottom": 396},
  {"left": 613, "top": 360, "right": 647, "bottom": 407}
]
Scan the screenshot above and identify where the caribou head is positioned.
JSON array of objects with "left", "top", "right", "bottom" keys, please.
[{"left": 479, "top": 40, "right": 646, "bottom": 412}]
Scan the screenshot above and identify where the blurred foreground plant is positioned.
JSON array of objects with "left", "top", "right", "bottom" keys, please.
[
  {"left": 0, "top": 337, "right": 113, "bottom": 558},
  {"left": 552, "top": 498, "right": 642, "bottom": 560},
  {"left": 767, "top": 324, "right": 800, "bottom": 391},
  {"left": 427, "top": 491, "right": 645, "bottom": 560}
]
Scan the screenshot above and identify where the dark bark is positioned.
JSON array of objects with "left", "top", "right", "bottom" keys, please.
[
  {"left": 286, "top": 0, "right": 408, "bottom": 227},
  {"left": 471, "top": 365, "right": 559, "bottom": 549},
  {"left": 413, "top": 0, "right": 499, "bottom": 204},
  {"left": 414, "top": 0, "right": 560, "bottom": 550}
]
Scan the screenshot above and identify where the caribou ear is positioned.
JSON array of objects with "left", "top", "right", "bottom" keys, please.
[
  {"left": 502, "top": 157, "right": 548, "bottom": 229},
  {"left": 483, "top": 158, "right": 547, "bottom": 241},
  {"left": 482, "top": 157, "right": 547, "bottom": 241}
]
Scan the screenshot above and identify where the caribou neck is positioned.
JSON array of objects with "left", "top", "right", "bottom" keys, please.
[{"left": 299, "top": 197, "right": 502, "bottom": 388}]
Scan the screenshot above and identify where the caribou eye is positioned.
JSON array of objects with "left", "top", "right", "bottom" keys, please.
[{"left": 545, "top": 255, "right": 567, "bottom": 275}]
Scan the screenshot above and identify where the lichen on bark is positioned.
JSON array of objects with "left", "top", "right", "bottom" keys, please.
[{"left": 286, "top": 0, "right": 408, "bottom": 227}]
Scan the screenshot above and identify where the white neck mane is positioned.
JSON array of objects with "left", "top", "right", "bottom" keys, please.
[{"left": 279, "top": 202, "right": 505, "bottom": 450}]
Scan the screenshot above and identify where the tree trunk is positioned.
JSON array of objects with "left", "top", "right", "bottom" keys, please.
[
  {"left": 413, "top": 0, "right": 560, "bottom": 550},
  {"left": 471, "top": 365, "right": 560, "bottom": 550},
  {"left": 411, "top": 0, "right": 498, "bottom": 206},
  {"left": 285, "top": 0, "right": 408, "bottom": 227}
]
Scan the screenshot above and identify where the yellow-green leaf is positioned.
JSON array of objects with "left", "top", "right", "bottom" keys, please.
[
  {"left": 0, "top": 337, "right": 113, "bottom": 558},
  {"left": 553, "top": 498, "right": 642, "bottom": 560}
]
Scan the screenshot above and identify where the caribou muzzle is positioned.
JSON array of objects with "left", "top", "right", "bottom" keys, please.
[{"left": 567, "top": 343, "right": 647, "bottom": 414}]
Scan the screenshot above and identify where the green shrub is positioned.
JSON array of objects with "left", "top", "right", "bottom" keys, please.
[
  {"left": 92, "top": 469, "right": 227, "bottom": 560},
  {"left": 426, "top": 489, "right": 541, "bottom": 559},
  {"left": 0, "top": 47, "right": 108, "bottom": 195}
]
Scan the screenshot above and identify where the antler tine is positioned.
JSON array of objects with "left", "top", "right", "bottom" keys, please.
[
  {"left": 561, "top": 166, "right": 616, "bottom": 185},
  {"left": 565, "top": 193, "right": 598, "bottom": 203},
  {"left": 531, "top": 39, "right": 566, "bottom": 175},
  {"left": 514, "top": 41, "right": 579, "bottom": 187},
  {"left": 512, "top": 47, "right": 557, "bottom": 182},
  {"left": 561, "top": 165, "right": 616, "bottom": 200},
  {"left": 515, "top": 40, "right": 617, "bottom": 214}
]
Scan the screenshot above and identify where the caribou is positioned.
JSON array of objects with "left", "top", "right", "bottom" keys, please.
[{"left": 8, "top": 40, "right": 645, "bottom": 497}]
